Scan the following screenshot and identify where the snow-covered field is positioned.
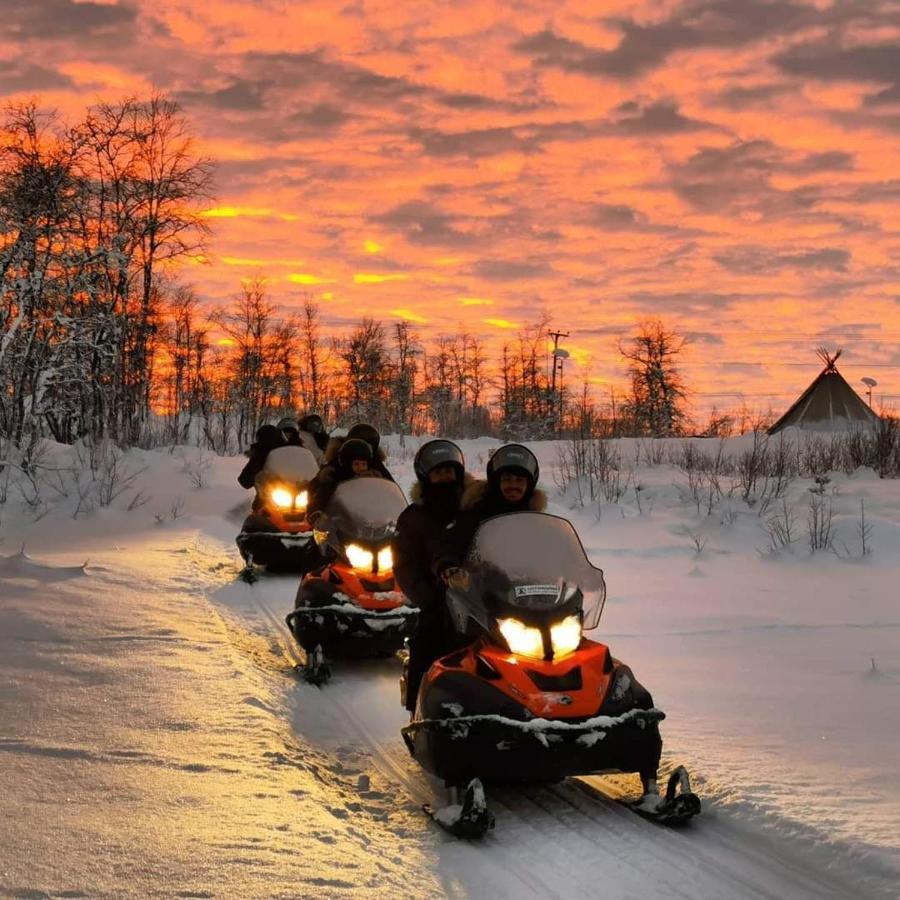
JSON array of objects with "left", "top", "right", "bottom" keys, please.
[{"left": 1, "top": 434, "right": 898, "bottom": 898}]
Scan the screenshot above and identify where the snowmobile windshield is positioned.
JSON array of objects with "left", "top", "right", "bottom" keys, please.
[
  {"left": 262, "top": 446, "right": 319, "bottom": 483},
  {"left": 327, "top": 478, "right": 408, "bottom": 541},
  {"left": 466, "top": 512, "right": 607, "bottom": 629}
]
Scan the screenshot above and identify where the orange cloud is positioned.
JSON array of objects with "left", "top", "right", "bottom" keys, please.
[
  {"left": 18, "top": 0, "right": 899, "bottom": 413},
  {"left": 353, "top": 273, "right": 408, "bottom": 284},
  {"left": 221, "top": 256, "right": 266, "bottom": 266},
  {"left": 201, "top": 206, "right": 272, "bottom": 219},
  {"left": 391, "top": 308, "right": 428, "bottom": 324},
  {"left": 288, "top": 273, "right": 336, "bottom": 285}
]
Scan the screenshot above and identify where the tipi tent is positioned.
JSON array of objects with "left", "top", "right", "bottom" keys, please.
[{"left": 768, "top": 349, "right": 879, "bottom": 434}]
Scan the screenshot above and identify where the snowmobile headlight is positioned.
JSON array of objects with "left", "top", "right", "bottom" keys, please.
[
  {"left": 271, "top": 486, "right": 294, "bottom": 509},
  {"left": 377, "top": 546, "right": 393, "bottom": 573},
  {"left": 550, "top": 615, "right": 582, "bottom": 658},
  {"left": 294, "top": 490, "right": 309, "bottom": 511},
  {"left": 345, "top": 543, "right": 374, "bottom": 571},
  {"left": 498, "top": 618, "right": 544, "bottom": 660}
]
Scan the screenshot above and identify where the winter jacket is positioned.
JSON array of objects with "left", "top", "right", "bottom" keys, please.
[
  {"left": 432, "top": 478, "right": 548, "bottom": 577},
  {"left": 238, "top": 429, "right": 287, "bottom": 509},
  {"left": 394, "top": 476, "right": 474, "bottom": 611}
]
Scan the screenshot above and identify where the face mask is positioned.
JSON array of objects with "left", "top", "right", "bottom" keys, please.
[{"left": 424, "top": 480, "right": 462, "bottom": 511}]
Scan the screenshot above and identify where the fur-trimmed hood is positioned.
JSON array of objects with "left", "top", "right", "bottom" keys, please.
[
  {"left": 324, "top": 435, "right": 387, "bottom": 465},
  {"left": 460, "top": 478, "right": 547, "bottom": 512},
  {"left": 409, "top": 472, "right": 476, "bottom": 506}
]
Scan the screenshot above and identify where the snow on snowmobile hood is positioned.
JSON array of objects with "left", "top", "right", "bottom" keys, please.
[
  {"left": 466, "top": 512, "right": 607, "bottom": 629},
  {"left": 325, "top": 478, "right": 408, "bottom": 541},
  {"left": 262, "top": 445, "right": 320, "bottom": 483}
]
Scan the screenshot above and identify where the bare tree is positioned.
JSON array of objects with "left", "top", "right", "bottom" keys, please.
[
  {"left": 75, "top": 94, "right": 214, "bottom": 443},
  {"left": 337, "top": 317, "right": 388, "bottom": 424},
  {"left": 619, "top": 318, "right": 688, "bottom": 436},
  {"left": 212, "top": 277, "right": 279, "bottom": 448}
]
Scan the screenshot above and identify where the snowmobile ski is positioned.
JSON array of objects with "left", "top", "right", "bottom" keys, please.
[
  {"left": 424, "top": 779, "right": 495, "bottom": 840},
  {"left": 301, "top": 645, "right": 331, "bottom": 686},
  {"left": 238, "top": 560, "right": 258, "bottom": 584},
  {"left": 627, "top": 766, "right": 701, "bottom": 826}
]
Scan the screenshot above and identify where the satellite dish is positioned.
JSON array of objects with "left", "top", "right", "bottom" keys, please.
[
  {"left": 861, "top": 377, "right": 878, "bottom": 388},
  {"left": 552, "top": 348, "right": 570, "bottom": 359}
]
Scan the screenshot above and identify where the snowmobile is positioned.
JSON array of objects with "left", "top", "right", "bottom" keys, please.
[
  {"left": 236, "top": 445, "right": 323, "bottom": 580},
  {"left": 286, "top": 478, "right": 419, "bottom": 684},
  {"left": 401, "top": 511, "right": 700, "bottom": 838}
]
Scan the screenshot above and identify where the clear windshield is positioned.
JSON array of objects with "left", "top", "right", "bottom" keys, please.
[
  {"left": 467, "top": 512, "right": 607, "bottom": 629},
  {"left": 327, "top": 478, "right": 407, "bottom": 540},
  {"left": 262, "top": 446, "right": 320, "bottom": 483}
]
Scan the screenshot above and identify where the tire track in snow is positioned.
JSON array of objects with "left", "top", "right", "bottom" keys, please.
[
  {"left": 231, "top": 575, "right": 567, "bottom": 899},
  {"left": 202, "top": 561, "right": 891, "bottom": 899}
]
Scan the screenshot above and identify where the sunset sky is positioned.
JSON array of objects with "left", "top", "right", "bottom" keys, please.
[{"left": 5, "top": 0, "right": 900, "bottom": 416}]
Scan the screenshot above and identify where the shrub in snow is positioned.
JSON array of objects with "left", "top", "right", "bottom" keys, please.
[
  {"left": 555, "top": 438, "right": 627, "bottom": 508},
  {"left": 181, "top": 446, "right": 212, "bottom": 489},
  {"left": 807, "top": 496, "right": 835, "bottom": 553},
  {"left": 762, "top": 499, "right": 799, "bottom": 555}
]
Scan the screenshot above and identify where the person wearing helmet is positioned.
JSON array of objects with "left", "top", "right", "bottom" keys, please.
[
  {"left": 278, "top": 415, "right": 326, "bottom": 463},
  {"left": 394, "top": 440, "right": 471, "bottom": 714},
  {"left": 433, "top": 443, "right": 546, "bottom": 581},
  {"left": 306, "top": 437, "right": 382, "bottom": 518},
  {"left": 298, "top": 414, "right": 329, "bottom": 453},
  {"left": 277, "top": 417, "right": 303, "bottom": 446},
  {"left": 238, "top": 424, "right": 286, "bottom": 509},
  {"left": 322, "top": 423, "right": 394, "bottom": 482}
]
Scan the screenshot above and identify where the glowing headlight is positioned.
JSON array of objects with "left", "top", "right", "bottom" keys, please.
[
  {"left": 550, "top": 615, "right": 582, "bottom": 658},
  {"left": 271, "top": 486, "right": 293, "bottom": 509},
  {"left": 295, "top": 490, "right": 308, "bottom": 511},
  {"left": 377, "top": 546, "right": 393, "bottom": 573},
  {"left": 498, "top": 618, "right": 544, "bottom": 660},
  {"left": 345, "top": 543, "right": 374, "bottom": 571}
]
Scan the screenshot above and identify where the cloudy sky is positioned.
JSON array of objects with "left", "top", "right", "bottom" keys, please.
[{"left": 5, "top": 0, "right": 900, "bottom": 414}]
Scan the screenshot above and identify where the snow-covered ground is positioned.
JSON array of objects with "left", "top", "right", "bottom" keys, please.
[{"left": 1, "top": 435, "right": 898, "bottom": 898}]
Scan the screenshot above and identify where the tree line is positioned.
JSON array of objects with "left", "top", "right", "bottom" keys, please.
[{"left": 2, "top": 94, "right": 708, "bottom": 461}]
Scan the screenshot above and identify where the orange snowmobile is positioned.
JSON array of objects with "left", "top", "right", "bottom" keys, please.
[
  {"left": 401, "top": 511, "right": 700, "bottom": 837},
  {"left": 236, "top": 445, "right": 323, "bottom": 580},
  {"left": 286, "top": 478, "right": 418, "bottom": 683}
]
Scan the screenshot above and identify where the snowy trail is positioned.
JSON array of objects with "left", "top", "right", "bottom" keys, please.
[
  {"left": 0, "top": 538, "right": 444, "bottom": 899},
  {"left": 208, "top": 563, "right": 892, "bottom": 900},
  {"left": 3, "top": 437, "right": 899, "bottom": 898}
]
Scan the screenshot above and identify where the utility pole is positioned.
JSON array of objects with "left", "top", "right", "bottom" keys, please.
[
  {"left": 548, "top": 330, "right": 570, "bottom": 394},
  {"left": 548, "top": 329, "right": 570, "bottom": 434}
]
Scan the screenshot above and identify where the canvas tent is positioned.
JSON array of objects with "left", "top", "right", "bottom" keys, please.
[{"left": 768, "top": 349, "right": 879, "bottom": 434}]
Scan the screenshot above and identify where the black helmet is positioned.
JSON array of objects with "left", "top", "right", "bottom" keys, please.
[
  {"left": 277, "top": 417, "right": 300, "bottom": 433},
  {"left": 255, "top": 424, "right": 285, "bottom": 450},
  {"left": 299, "top": 414, "right": 324, "bottom": 434},
  {"left": 348, "top": 423, "right": 380, "bottom": 451},
  {"left": 414, "top": 440, "right": 465, "bottom": 482},
  {"left": 487, "top": 444, "right": 539, "bottom": 487},
  {"left": 338, "top": 438, "right": 373, "bottom": 468}
]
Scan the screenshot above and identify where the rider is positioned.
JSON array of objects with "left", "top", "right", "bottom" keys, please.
[
  {"left": 299, "top": 413, "right": 329, "bottom": 455},
  {"left": 279, "top": 416, "right": 325, "bottom": 464},
  {"left": 331, "top": 423, "right": 394, "bottom": 482},
  {"left": 238, "top": 424, "right": 286, "bottom": 510},
  {"left": 307, "top": 437, "right": 382, "bottom": 519},
  {"left": 433, "top": 443, "right": 545, "bottom": 583},
  {"left": 394, "top": 440, "right": 471, "bottom": 714}
]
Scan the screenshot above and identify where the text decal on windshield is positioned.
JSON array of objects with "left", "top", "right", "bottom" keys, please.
[{"left": 514, "top": 584, "right": 559, "bottom": 597}]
